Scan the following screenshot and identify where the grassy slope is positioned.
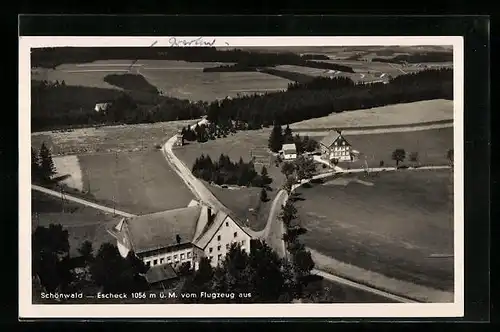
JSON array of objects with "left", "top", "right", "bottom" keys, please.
[
  {"left": 338, "top": 127, "right": 453, "bottom": 169},
  {"left": 294, "top": 169, "right": 454, "bottom": 291},
  {"left": 78, "top": 151, "right": 194, "bottom": 215},
  {"left": 290, "top": 99, "right": 454, "bottom": 130}
]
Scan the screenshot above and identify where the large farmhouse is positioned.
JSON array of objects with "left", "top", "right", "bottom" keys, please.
[
  {"left": 319, "top": 130, "right": 354, "bottom": 163},
  {"left": 107, "top": 200, "right": 251, "bottom": 285}
]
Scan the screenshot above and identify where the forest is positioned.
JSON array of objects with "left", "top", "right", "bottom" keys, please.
[
  {"left": 31, "top": 80, "right": 205, "bottom": 131},
  {"left": 103, "top": 74, "right": 160, "bottom": 95},
  {"left": 31, "top": 68, "right": 452, "bottom": 132},
  {"left": 372, "top": 51, "right": 453, "bottom": 64},
  {"left": 203, "top": 60, "right": 354, "bottom": 74}
]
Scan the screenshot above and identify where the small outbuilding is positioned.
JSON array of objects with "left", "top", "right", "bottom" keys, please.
[{"left": 281, "top": 143, "right": 298, "bottom": 161}]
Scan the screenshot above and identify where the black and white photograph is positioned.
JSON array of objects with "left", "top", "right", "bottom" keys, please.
[{"left": 19, "top": 36, "right": 464, "bottom": 318}]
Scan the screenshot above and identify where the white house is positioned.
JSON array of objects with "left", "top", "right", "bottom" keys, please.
[
  {"left": 94, "top": 102, "right": 111, "bottom": 112},
  {"left": 107, "top": 200, "right": 252, "bottom": 285},
  {"left": 281, "top": 143, "right": 298, "bottom": 161}
]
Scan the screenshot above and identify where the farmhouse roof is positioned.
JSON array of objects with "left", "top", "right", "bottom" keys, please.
[
  {"left": 145, "top": 264, "right": 178, "bottom": 284},
  {"left": 320, "top": 131, "right": 351, "bottom": 148},
  {"left": 109, "top": 199, "right": 251, "bottom": 254},
  {"left": 194, "top": 210, "right": 230, "bottom": 249},
  {"left": 115, "top": 206, "right": 202, "bottom": 254},
  {"left": 282, "top": 143, "right": 297, "bottom": 152}
]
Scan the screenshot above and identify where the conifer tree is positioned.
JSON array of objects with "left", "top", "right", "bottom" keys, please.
[
  {"left": 268, "top": 123, "right": 284, "bottom": 153},
  {"left": 31, "top": 147, "right": 41, "bottom": 182},
  {"left": 39, "top": 143, "right": 56, "bottom": 181}
]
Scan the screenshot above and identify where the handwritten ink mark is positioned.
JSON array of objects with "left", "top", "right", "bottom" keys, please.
[
  {"left": 168, "top": 36, "right": 217, "bottom": 47},
  {"left": 128, "top": 40, "right": 159, "bottom": 72}
]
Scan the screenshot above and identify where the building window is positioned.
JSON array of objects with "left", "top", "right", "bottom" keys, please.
[
  {"left": 241, "top": 240, "right": 245, "bottom": 247},
  {"left": 174, "top": 254, "right": 178, "bottom": 261},
  {"left": 226, "top": 221, "right": 229, "bottom": 227},
  {"left": 146, "top": 261, "right": 151, "bottom": 266},
  {"left": 160, "top": 258, "right": 164, "bottom": 264},
  {"left": 217, "top": 245, "right": 221, "bottom": 251},
  {"left": 218, "top": 254, "right": 222, "bottom": 261},
  {"left": 226, "top": 244, "right": 230, "bottom": 250},
  {"left": 234, "top": 232, "right": 237, "bottom": 238},
  {"left": 209, "top": 247, "right": 213, "bottom": 253},
  {"left": 187, "top": 252, "right": 192, "bottom": 259},
  {"left": 153, "top": 259, "right": 158, "bottom": 265},
  {"left": 181, "top": 253, "right": 185, "bottom": 260},
  {"left": 167, "top": 256, "right": 171, "bottom": 262},
  {"left": 193, "top": 253, "right": 197, "bottom": 259},
  {"left": 209, "top": 255, "right": 213, "bottom": 262},
  {"left": 217, "top": 235, "right": 221, "bottom": 241}
]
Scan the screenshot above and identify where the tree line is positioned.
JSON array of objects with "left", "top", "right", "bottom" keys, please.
[
  {"left": 191, "top": 154, "right": 272, "bottom": 187},
  {"left": 372, "top": 51, "right": 453, "bottom": 64},
  {"left": 32, "top": 143, "right": 57, "bottom": 183},
  {"left": 203, "top": 59, "right": 354, "bottom": 74},
  {"left": 31, "top": 46, "right": 353, "bottom": 72}
]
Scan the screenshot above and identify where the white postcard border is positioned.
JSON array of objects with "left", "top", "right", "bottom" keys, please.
[{"left": 19, "top": 36, "right": 464, "bottom": 319}]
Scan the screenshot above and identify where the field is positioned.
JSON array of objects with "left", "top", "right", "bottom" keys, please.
[
  {"left": 32, "top": 122, "right": 198, "bottom": 215},
  {"left": 32, "top": 190, "right": 119, "bottom": 257},
  {"left": 334, "top": 127, "right": 453, "bottom": 169},
  {"left": 33, "top": 60, "right": 292, "bottom": 102},
  {"left": 290, "top": 99, "right": 454, "bottom": 130},
  {"left": 294, "top": 169, "right": 454, "bottom": 291},
  {"left": 31, "top": 120, "right": 198, "bottom": 156},
  {"left": 76, "top": 151, "right": 194, "bottom": 215},
  {"left": 174, "top": 130, "right": 286, "bottom": 231}
]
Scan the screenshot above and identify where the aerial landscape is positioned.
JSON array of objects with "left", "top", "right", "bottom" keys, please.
[{"left": 29, "top": 44, "right": 455, "bottom": 305}]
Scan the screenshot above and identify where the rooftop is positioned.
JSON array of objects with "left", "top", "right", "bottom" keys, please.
[
  {"left": 120, "top": 206, "right": 202, "bottom": 254},
  {"left": 320, "top": 130, "right": 351, "bottom": 148},
  {"left": 282, "top": 143, "right": 297, "bottom": 151},
  {"left": 144, "top": 264, "right": 178, "bottom": 284}
]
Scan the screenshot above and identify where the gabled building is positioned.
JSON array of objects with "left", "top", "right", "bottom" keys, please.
[
  {"left": 107, "top": 200, "right": 252, "bottom": 285},
  {"left": 94, "top": 102, "right": 111, "bottom": 113},
  {"left": 319, "top": 130, "right": 353, "bottom": 163},
  {"left": 281, "top": 143, "right": 298, "bottom": 161}
]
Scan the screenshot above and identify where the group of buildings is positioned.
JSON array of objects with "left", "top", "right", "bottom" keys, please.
[{"left": 280, "top": 130, "right": 357, "bottom": 164}]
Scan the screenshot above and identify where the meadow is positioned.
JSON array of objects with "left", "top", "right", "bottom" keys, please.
[
  {"left": 335, "top": 127, "right": 453, "bottom": 169},
  {"left": 32, "top": 60, "right": 291, "bottom": 102},
  {"left": 31, "top": 119, "right": 199, "bottom": 156},
  {"left": 290, "top": 99, "right": 454, "bottom": 131},
  {"left": 76, "top": 150, "right": 195, "bottom": 215},
  {"left": 294, "top": 169, "right": 454, "bottom": 291}
]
